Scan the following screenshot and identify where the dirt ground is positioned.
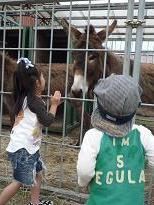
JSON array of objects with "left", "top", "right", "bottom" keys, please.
[
  {"left": 0, "top": 125, "right": 154, "bottom": 205},
  {"left": 0, "top": 126, "right": 85, "bottom": 205},
  {"left": 0, "top": 181, "right": 83, "bottom": 205}
]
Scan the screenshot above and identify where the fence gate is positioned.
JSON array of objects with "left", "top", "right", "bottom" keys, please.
[{"left": 0, "top": 0, "right": 154, "bottom": 204}]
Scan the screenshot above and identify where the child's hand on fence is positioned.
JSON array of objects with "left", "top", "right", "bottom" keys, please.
[
  {"left": 49, "top": 91, "right": 61, "bottom": 116},
  {"left": 50, "top": 91, "right": 61, "bottom": 106}
]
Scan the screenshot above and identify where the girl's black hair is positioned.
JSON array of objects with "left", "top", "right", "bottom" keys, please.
[{"left": 13, "top": 60, "right": 41, "bottom": 117}]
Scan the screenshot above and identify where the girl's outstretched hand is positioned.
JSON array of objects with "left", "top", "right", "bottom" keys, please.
[
  {"left": 49, "top": 91, "right": 61, "bottom": 116},
  {"left": 50, "top": 91, "right": 61, "bottom": 106}
]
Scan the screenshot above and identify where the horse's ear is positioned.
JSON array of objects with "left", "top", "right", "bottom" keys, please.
[
  {"left": 97, "top": 19, "right": 117, "bottom": 42},
  {"left": 61, "top": 18, "right": 82, "bottom": 41},
  {"left": 85, "top": 24, "right": 96, "bottom": 34}
]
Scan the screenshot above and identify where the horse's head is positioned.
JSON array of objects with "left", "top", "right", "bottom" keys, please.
[
  {"left": 71, "top": 20, "right": 117, "bottom": 98},
  {"left": 62, "top": 19, "right": 117, "bottom": 98}
]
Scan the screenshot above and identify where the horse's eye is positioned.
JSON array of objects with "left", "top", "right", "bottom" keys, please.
[
  {"left": 89, "top": 59, "right": 95, "bottom": 64},
  {"left": 89, "top": 52, "right": 99, "bottom": 60},
  {"left": 89, "top": 55, "right": 96, "bottom": 60}
]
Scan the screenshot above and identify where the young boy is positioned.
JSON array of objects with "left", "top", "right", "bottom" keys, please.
[{"left": 77, "top": 74, "right": 154, "bottom": 205}]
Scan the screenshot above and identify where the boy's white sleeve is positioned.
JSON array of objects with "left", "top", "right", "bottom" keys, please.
[
  {"left": 77, "top": 128, "right": 102, "bottom": 187},
  {"left": 136, "top": 125, "right": 154, "bottom": 166}
]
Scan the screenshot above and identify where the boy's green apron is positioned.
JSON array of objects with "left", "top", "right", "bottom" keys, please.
[{"left": 87, "top": 129, "right": 145, "bottom": 205}]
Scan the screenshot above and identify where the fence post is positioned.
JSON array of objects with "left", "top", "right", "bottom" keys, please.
[
  {"left": 123, "top": 0, "right": 134, "bottom": 75},
  {"left": 133, "top": 0, "right": 145, "bottom": 82}
]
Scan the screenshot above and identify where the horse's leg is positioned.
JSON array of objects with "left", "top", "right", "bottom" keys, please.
[
  {"left": 3, "top": 95, "right": 14, "bottom": 127},
  {"left": 136, "top": 106, "right": 154, "bottom": 136},
  {"left": 137, "top": 106, "right": 154, "bottom": 117},
  {"left": 70, "top": 100, "right": 91, "bottom": 146}
]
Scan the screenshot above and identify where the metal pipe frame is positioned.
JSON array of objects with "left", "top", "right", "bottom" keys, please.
[
  {"left": 0, "top": 0, "right": 53, "bottom": 5},
  {"left": 0, "top": 48, "right": 153, "bottom": 53},
  {"left": 102, "top": 0, "right": 111, "bottom": 78},
  {"left": 0, "top": 4, "right": 154, "bottom": 31},
  {"left": 133, "top": 0, "right": 145, "bottom": 82},
  {"left": 0, "top": 6, "right": 7, "bottom": 148},
  {"left": 2, "top": 25, "right": 154, "bottom": 30},
  {"left": 0, "top": 2, "right": 154, "bottom": 10},
  {"left": 78, "top": 0, "right": 92, "bottom": 146},
  {"left": 122, "top": 0, "right": 134, "bottom": 76},
  {"left": 51, "top": 15, "right": 154, "bottom": 20}
]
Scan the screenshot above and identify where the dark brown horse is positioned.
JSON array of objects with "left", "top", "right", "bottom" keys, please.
[
  {"left": 61, "top": 19, "right": 154, "bottom": 108},
  {"left": 61, "top": 18, "right": 154, "bottom": 142}
]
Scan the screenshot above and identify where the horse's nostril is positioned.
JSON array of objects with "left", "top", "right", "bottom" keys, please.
[
  {"left": 71, "top": 89, "right": 82, "bottom": 98},
  {"left": 71, "top": 90, "right": 76, "bottom": 96}
]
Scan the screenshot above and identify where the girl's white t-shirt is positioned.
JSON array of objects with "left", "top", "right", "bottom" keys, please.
[{"left": 6, "top": 97, "right": 42, "bottom": 154}]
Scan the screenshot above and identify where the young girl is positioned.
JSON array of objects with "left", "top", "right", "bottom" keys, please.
[{"left": 0, "top": 58, "right": 61, "bottom": 205}]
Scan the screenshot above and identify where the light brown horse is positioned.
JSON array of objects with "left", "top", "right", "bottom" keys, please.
[
  {"left": 0, "top": 53, "right": 75, "bottom": 123},
  {"left": 0, "top": 53, "right": 92, "bottom": 137}
]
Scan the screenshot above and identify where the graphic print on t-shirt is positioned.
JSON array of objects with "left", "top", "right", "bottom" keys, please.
[{"left": 13, "top": 110, "right": 24, "bottom": 127}]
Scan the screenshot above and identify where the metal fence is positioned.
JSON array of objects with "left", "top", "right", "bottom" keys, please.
[{"left": 0, "top": 0, "right": 154, "bottom": 204}]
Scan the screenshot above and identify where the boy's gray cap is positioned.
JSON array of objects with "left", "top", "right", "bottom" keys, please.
[{"left": 91, "top": 74, "right": 142, "bottom": 137}]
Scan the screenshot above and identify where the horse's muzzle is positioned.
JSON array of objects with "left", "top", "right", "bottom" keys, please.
[{"left": 70, "top": 89, "right": 83, "bottom": 98}]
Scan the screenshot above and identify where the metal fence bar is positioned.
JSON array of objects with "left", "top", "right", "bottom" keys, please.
[
  {"left": 1, "top": 2, "right": 154, "bottom": 11},
  {"left": 0, "top": 0, "right": 152, "bottom": 5},
  {"left": 56, "top": 15, "right": 154, "bottom": 20},
  {"left": 42, "top": 2, "right": 154, "bottom": 11},
  {"left": 0, "top": 10, "right": 153, "bottom": 19},
  {"left": 0, "top": 90, "right": 154, "bottom": 106},
  {"left": 0, "top": 47, "right": 151, "bottom": 52},
  {"left": 43, "top": 1, "right": 56, "bottom": 189},
  {"left": 2, "top": 25, "right": 154, "bottom": 30},
  {"left": 0, "top": 0, "right": 53, "bottom": 4},
  {"left": 123, "top": 0, "right": 134, "bottom": 75},
  {"left": 79, "top": 0, "right": 91, "bottom": 146},
  {"left": 103, "top": 0, "right": 111, "bottom": 79},
  {"left": 33, "top": 4, "right": 38, "bottom": 63},
  {"left": 17, "top": 4, "right": 22, "bottom": 58},
  {"left": 0, "top": 5, "right": 6, "bottom": 148},
  {"left": 0, "top": 1, "right": 153, "bottom": 12},
  {"left": 45, "top": 2, "right": 54, "bottom": 120},
  {"left": 60, "top": 0, "right": 73, "bottom": 188},
  {"left": 133, "top": 0, "right": 145, "bottom": 82}
]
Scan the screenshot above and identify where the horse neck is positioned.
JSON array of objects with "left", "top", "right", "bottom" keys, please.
[
  {"left": 0, "top": 53, "right": 17, "bottom": 73},
  {"left": 5, "top": 56, "right": 17, "bottom": 74},
  {"left": 0, "top": 54, "right": 17, "bottom": 91},
  {"left": 106, "top": 52, "right": 134, "bottom": 76},
  {"left": 106, "top": 51, "right": 124, "bottom": 75}
]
